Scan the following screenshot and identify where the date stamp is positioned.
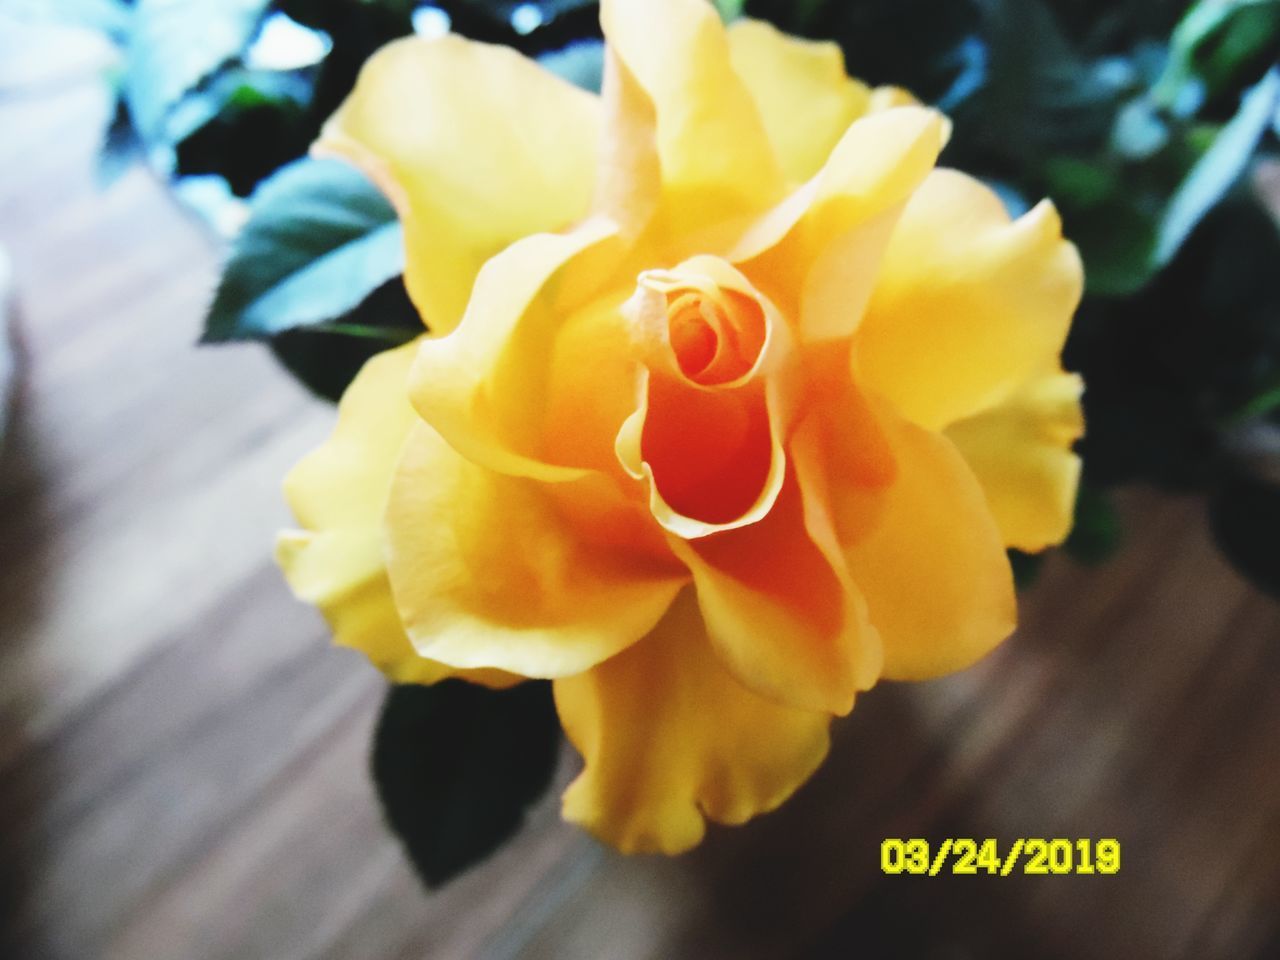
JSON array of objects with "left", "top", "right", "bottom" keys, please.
[{"left": 880, "top": 838, "right": 1120, "bottom": 876}]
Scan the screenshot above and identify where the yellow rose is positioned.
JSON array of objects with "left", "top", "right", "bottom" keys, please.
[{"left": 277, "top": 0, "right": 1084, "bottom": 854}]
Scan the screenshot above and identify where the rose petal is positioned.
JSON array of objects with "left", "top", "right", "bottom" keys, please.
[
  {"left": 385, "top": 423, "right": 687, "bottom": 679},
  {"left": 408, "top": 219, "right": 627, "bottom": 483},
  {"left": 278, "top": 342, "right": 516, "bottom": 687},
  {"left": 671, "top": 466, "right": 880, "bottom": 715},
  {"left": 726, "top": 19, "right": 871, "bottom": 184},
  {"left": 593, "top": 46, "right": 662, "bottom": 236},
  {"left": 619, "top": 368, "right": 786, "bottom": 538},
  {"left": 555, "top": 588, "right": 832, "bottom": 855},
  {"left": 615, "top": 256, "right": 792, "bottom": 539},
  {"left": 833, "top": 396, "right": 1018, "bottom": 681},
  {"left": 945, "top": 368, "right": 1084, "bottom": 552},
  {"left": 317, "top": 35, "right": 600, "bottom": 333},
  {"left": 598, "top": 0, "right": 784, "bottom": 229},
  {"left": 276, "top": 528, "right": 516, "bottom": 688},
  {"left": 856, "top": 169, "right": 1084, "bottom": 431},
  {"left": 730, "top": 107, "right": 947, "bottom": 342}
]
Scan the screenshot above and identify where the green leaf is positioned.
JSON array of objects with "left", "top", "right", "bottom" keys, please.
[
  {"left": 166, "top": 68, "right": 312, "bottom": 148},
  {"left": 715, "top": 0, "right": 746, "bottom": 21},
  {"left": 1067, "top": 199, "right": 1159, "bottom": 297},
  {"left": 126, "top": 0, "right": 271, "bottom": 142},
  {"left": 372, "top": 681, "right": 562, "bottom": 888},
  {"left": 967, "top": 0, "right": 1120, "bottom": 159},
  {"left": 538, "top": 40, "right": 604, "bottom": 93},
  {"left": 268, "top": 276, "right": 420, "bottom": 402},
  {"left": 1209, "top": 469, "right": 1280, "bottom": 598},
  {"left": 1008, "top": 549, "right": 1045, "bottom": 590},
  {"left": 1154, "top": 66, "right": 1280, "bottom": 267},
  {"left": 1064, "top": 485, "right": 1122, "bottom": 565},
  {"left": 1153, "top": 0, "right": 1280, "bottom": 108},
  {"left": 1043, "top": 156, "right": 1121, "bottom": 209},
  {"left": 202, "top": 157, "right": 404, "bottom": 343}
]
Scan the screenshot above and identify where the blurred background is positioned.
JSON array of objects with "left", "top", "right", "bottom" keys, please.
[{"left": 1, "top": 1, "right": 1279, "bottom": 958}]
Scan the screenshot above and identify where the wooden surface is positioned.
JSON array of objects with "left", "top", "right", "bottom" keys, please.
[{"left": 3, "top": 61, "right": 1280, "bottom": 960}]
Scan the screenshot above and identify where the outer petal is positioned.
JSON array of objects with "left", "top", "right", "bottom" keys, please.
[
  {"left": 729, "top": 107, "right": 947, "bottom": 342},
  {"left": 276, "top": 529, "right": 514, "bottom": 688},
  {"left": 316, "top": 35, "right": 600, "bottom": 333},
  {"left": 839, "top": 398, "right": 1018, "bottom": 681},
  {"left": 407, "top": 220, "right": 631, "bottom": 483},
  {"left": 856, "top": 169, "right": 1084, "bottom": 431},
  {"left": 278, "top": 343, "right": 514, "bottom": 687},
  {"left": 599, "top": 0, "right": 784, "bottom": 227},
  {"left": 384, "top": 422, "right": 687, "bottom": 679},
  {"left": 727, "top": 19, "right": 872, "bottom": 184},
  {"left": 945, "top": 369, "right": 1084, "bottom": 552},
  {"left": 671, "top": 467, "right": 880, "bottom": 716},
  {"left": 555, "top": 589, "right": 832, "bottom": 855}
]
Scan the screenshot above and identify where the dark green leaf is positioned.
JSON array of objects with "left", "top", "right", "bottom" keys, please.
[
  {"left": 202, "top": 157, "right": 403, "bottom": 343},
  {"left": 372, "top": 681, "right": 562, "bottom": 888},
  {"left": 268, "top": 275, "right": 420, "bottom": 402},
  {"left": 172, "top": 70, "right": 316, "bottom": 196},
  {"left": 1066, "top": 199, "right": 1280, "bottom": 491},
  {"left": 1209, "top": 469, "right": 1280, "bottom": 598},
  {"left": 1154, "top": 66, "right": 1280, "bottom": 266},
  {"left": 1064, "top": 485, "right": 1122, "bottom": 565},
  {"left": 1009, "top": 549, "right": 1045, "bottom": 590},
  {"left": 125, "top": 0, "right": 271, "bottom": 141},
  {"left": 1153, "top": 0, "right": 1280, "bottom": 109},
  {"left": 1043, "top": 156, "right": 1122, "bottom": 209},
  {"left": 744, "top": 0, "right": 979, "bottom": 104},
  {"left": 964, "top": 0, "right": 1120, "bottom": 160},
  {"left": 1067, "top": 199, "right": 1159, "bottom": 297},
  {"left": 167, "top": 68, "right": 312, "bottom": 149}
]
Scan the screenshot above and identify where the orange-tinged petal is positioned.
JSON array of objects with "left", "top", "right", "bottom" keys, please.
[
  {"left": 946, "top": 368, "right": 1084, "bottom": 552},
  {"left": 837, "top": 397, "right": 1017, "bottom": 681},
  {"left": 730, "top": 107, "right": 947, "bottom": 342},
  {"left": 555, "top": 589, "right": 832, "bottom": 855},
  {"left": 316, "top": 35, "right": 600, "bottom": 333},
  {"left": 726, "top": 19, "right": 871, "bottom": 184},
  {"left": 408, "top": 219, "right": 627, "bottom": 482},
  {"left": 279, "top": 342, "right": 516, "bottom": 687},
  {"left": 856, "top": 169, "right": 1084, "bottom": 431},
  {"left": 671, "top": 467, "right": 880, "bottom": 715},
  {"left": 599, "top": 0, "right": 785, "bottom": 227},
  {"left": 615, "top": 256, "right": 793, "bottom": 539},
  {"left": 384, "top": 422, "right": 687, "bottom": 679},
  {"left": 626, "top": 369, "right": 781, "bottom": 534}
]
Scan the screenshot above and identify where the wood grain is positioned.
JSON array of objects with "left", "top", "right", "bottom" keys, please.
[{"left": 1, "top": 60, "right": 1279, "bottom": 960}]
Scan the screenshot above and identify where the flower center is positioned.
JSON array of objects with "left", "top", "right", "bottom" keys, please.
[
  {"left": 663, "top": 288, "right": 767, "bottom": 387},
  {"left": 666, "top": 292, "right": 720, "bottom": 378},
  {"left": 617, "top": 256, "right": 789, "bottom": 538}
]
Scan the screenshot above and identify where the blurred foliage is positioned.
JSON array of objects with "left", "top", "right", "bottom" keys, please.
[
  {"left": 28, "top": 0, "right": 1280, "bottom": 593},
  {"left": 1210, "top": 464, "right": 1280, "bottom": 598}
]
